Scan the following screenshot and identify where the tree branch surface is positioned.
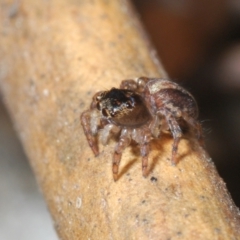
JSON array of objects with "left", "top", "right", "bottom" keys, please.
[{"left": 0, "top": 0, "right": 240, "bottom": 239}]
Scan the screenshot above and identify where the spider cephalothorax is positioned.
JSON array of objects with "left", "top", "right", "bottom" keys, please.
[
  {"left": 81, "top": 77, "right": 203, "bottom": 180},
  {"left": 94, "top": 88, "right": 152, "bottom": 127}
]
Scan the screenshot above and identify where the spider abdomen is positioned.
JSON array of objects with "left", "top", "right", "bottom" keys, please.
[{"left": 145, "top": 79, "right": 198, "bottom": 119}]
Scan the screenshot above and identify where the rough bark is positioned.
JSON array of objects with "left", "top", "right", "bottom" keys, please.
[{"left": 0, "top": 0, "right": 240, "bottom": 239}]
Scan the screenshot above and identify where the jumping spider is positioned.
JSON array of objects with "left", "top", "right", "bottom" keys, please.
[{"left": 81, "top": 77, "right": 202, "bottom": 180}]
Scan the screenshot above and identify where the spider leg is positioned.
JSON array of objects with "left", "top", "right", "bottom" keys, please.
[
  {"left": 113, "top": 129, "right": 131, "bottom": 181},
  {"left": 140, "top": 142, "right": 150, "bottom": 177},
  {"left": 149, "top": 115, "right": 161, "bottom": 138},
  {"left": 132, "top": 126, "right": 152, "bottom": 177},
  {"left": 168, "top": 118, "right": 182, "bottom": 164},
  {"left": 99, "top": 124, "right": 116, "bottom": 146},
  {"left": 195, "top": 122, "right": 205, "bottom": 147},
  {"left": 80, "top": 110, "right": 99, "bottom": 156},
  {"left": 160, "top": 110, "right": 183, "bottom": 165},
  {"left": 120, "top": 79, "right": 138, "bottom": 90},
  {"left": 182, "top": 113, "right": 205, "bottom": 147}
]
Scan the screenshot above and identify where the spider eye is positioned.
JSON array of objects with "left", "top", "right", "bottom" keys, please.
[{"left": 112, "top": 100, "right": 121, "bottom": 106}]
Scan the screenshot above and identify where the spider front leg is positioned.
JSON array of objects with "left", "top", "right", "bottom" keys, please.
[
  {"left": 113, "top": 129, "right": 131, "bottom": 181},
  {"left": 80, "top": 109, "right": 100, "bottom": 156}
]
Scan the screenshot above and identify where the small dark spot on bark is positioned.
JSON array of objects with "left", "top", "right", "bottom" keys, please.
[
  {"left": 100, "top": 13, "right": 108, "bottom": 19},
  {"left": 142, "top": 218, "right": 148, "bottom": 224},
  {"left": 215, "top": 228, "right": 221, "bottom": 233},
  {"left": 54, "top": 223, "right": 60, "bottom": 230},
  {"left": 79, "top": 101, "right": 85, "bottom": 108},
  {"left": 8, "top": 3, "right": 19, "bottom": 18},
  {"left": 150, "top": 176, "right": 158, "bottom": 182},
  {"left": 118, "top": 34, "right": 123, "bottom": 39},
  {"left": 109, "top": 41, "right": 116, "bottom": 47}
]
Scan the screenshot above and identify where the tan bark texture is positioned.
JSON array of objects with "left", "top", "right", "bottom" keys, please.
[{"left": 0, "top": 0, "right": 240, "bottom": 239}]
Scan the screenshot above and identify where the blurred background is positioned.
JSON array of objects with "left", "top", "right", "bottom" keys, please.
[
  {"left": 0, "top": 102, "right": 58, "bottom": 240},
  {"left": 0, "top": 0, "right": 240, "bottom": 239},
  {"left": 133, "top": 0, "right": 240, "bottom": 206}
]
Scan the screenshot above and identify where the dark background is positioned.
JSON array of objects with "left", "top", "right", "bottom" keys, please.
[{"left": 133, "top": 0, "right": 240, "bottom": 207}]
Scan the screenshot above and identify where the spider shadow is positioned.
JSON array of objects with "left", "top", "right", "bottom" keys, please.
[
  {"left": 147, "top": 137, "right": 168, "bottom": 176},
  {"left": 115, "top": 141, "right": 146, "bottom": 180},
  {"left": 115, "top": 134, "right": 199, "bottom": 180},
  {"left": 116, "top": 156, "right": 139, "bottom": 180},
  {"left": 147, "top": 135, "right": 195, "bottom": 175},
  {"left": 116, "top": 137, "right": 166, "bottom": 180}
]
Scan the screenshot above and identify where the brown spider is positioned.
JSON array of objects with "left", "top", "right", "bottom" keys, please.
[{"left": 81, "top": 77, "right": 203, "bottom": 180}]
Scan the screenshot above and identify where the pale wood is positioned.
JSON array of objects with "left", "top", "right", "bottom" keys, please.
[{"left": 0, "top": 0, "right": 240, "bottom": 239}]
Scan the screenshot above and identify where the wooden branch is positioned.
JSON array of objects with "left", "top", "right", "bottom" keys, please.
[{"left": 0, "top": 0, "right": 240, "bottom": 239}]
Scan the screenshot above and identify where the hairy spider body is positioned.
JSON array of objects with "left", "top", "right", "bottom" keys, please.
[{"left": 81, "top": 77, "right": 202, "bottom": 180}]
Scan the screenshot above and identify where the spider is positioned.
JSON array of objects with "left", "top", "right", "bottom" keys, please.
[{"left": 81, "top": 77, "right": 203, "bottom": 180}]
